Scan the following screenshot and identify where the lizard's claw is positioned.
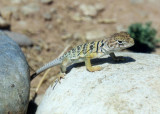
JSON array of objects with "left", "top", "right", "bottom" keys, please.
[{"left": 56, "top": 72, "right": 65, "bottom": 83}]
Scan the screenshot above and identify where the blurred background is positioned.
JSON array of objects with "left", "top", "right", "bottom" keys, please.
[{"left": 0, "top": 0, "right": 160, "bottom": 106}]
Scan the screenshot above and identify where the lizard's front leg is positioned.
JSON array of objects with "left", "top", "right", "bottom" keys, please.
[
  {"left": 85, "top": 57, "right": 102, "bottom": 72},
  {"left": 109, "top": 52, "right": 124, "bottom": 61}
]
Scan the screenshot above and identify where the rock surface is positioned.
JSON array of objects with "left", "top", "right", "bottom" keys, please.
[
  {"left": 4, "top": 31, "right": 33, "bottom": 46},
  {"left": 36, "top": 52, "right": 160, "bottom": 114},
  {"left": 0, "top": 31, "right": 30, "bottom": 114}
]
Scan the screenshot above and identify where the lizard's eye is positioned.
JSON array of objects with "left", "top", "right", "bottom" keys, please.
[{"left": 117, "top": 40, "right": 123, "bottom": 44}]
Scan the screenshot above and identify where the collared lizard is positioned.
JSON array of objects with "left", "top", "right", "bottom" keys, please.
[{"left": 31, "top": 32, "right": 134, "bottom": 81}]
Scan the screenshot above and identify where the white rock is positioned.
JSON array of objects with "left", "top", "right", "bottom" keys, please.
[
  {"left": 21, "top": 3, "right": 40, "bottom": 16},
  {"left": 85, "top": 30, "right": 106, "bottom": 40},
  {"left": 79, "top": 4, "right": 104, "bottom": 17},
  {"left": 36, "top": 52, "right": 160, "bottom": 114}
]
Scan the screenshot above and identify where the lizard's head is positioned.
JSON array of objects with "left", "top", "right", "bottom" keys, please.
[{"left": 103, "top": 32, "right": 134, "bottom": 52}]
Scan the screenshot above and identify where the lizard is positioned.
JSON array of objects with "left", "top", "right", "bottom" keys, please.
[{"left": 30, "top": 32, "right": 134, "bottom": 81}]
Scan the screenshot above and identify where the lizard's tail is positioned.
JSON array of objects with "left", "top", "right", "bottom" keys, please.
[{"left": 30, "top": 57, "right": 62, "bottom": 81}]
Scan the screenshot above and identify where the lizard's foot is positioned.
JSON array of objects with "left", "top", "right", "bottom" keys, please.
[
  {"left": 87, "top": 66, "right": 103, "bottom": 72},
  {"left": 56, "top": 72, "right": 65, "bottom": 83},
  {"left": 113, "top": 56, "right": 125, "bottom": 62}
]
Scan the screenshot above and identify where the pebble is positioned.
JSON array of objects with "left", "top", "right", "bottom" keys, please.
[
  {"left": 10, "top": 0, "right": 26, "bottom": 4},
  {"left": 85, "top": 30, "right": 106, "bottom": 40},
  {"left": 50, "top": 8, "right": 57, "bottom": 14},
  {"left": 130, "top": 0, "right": 144, "bottom": 3},
  {"left": 71, "top": 13, "right": 92, "bottom": 22},
  {"left": 97, "top": 18, "right": 116, "bottom": 24},
  {"left": 21, "top": 3, "right": 40, "bottom": 16},
  {"left": 61, "top": 33, "right": 72, "bottom": 40},
  {"left": 0, "top": 6, "right": 18, "bottom": 20},
  {"left": 40, "top": 0, "right": 53, "bottom": 4},
  {"left": 43, "top": 13, "right": 52, "bottom": 21},
  {"left": 79, "top": 4, "right": 104, "bottom": 17},
  {"left": 0, "top": 17, "right": 10, "bottom": 29}
]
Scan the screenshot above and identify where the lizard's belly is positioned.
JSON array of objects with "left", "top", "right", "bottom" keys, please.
[{"left": 72, "top": 58, "right": 85, "bottom": 63}]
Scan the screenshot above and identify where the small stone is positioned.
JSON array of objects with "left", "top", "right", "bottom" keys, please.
[
  {"left": 130, "top": 0, "right": 144, "bottom": 3},
  {"left": 0, "top": 17, "right": 10, "bottom": 29},
  {"left": 4, "top": 31, "right": 33, "bottom": 46},
  {"left": 79, "top": 4, "right": 104, "bottom": 17},
  {"left": 73, "top": 33, "right": 82, "bottom": 40},
  {"left": 10, "top": 0, "right": 26, "bottom": 4},
  {"left": 40, "top": 0, "right": 53, "bottom": 4},
  {"left": 17, "top": 21, "right": 27, "bottom": 28},
  {"left": 94, "top": 4, "right": 105, "bottom": 12},
  {"left": 0, "top": 6, "right": 18, "bottom": 20},
  {"left": 21, "top": 3, "right": 40, "bottom": 16},
  {"left": 46, "top": 24, "right": 53, "bottom": 30},
  {"left": 50, "top": 8, "right": 57, "bottom": 14},
  {"left": 61, "top": 33, "right": 72, "bottom": 40},
  {"left": 85, "top": 30, "right": 106, "bottom": 40},
  {"left": 71, "top": 13, "right": 82, "bottom": 21},
  {"left": 71, "top": 13, "right": 92, "bottom": 22},
  {"left": 43, "top": 13, "right": 52, "bottom": 21},
  {"left": 0, "top": 10, "right": 12, "bottom": 21},
  {"left": 97, "top": 18, "right": 116, "bottom": 24}
]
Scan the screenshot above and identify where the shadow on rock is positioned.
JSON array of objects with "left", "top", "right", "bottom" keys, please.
[{"left": 66, "top": 56, "right": 135, "bottom": 73}]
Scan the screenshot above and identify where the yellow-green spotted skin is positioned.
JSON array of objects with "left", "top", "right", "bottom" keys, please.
[{"left": 31, "top": 32, "right": 134, "bottom": 80}]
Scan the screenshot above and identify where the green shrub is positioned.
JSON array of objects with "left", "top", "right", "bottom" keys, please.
[{"left": 127, "top": 22, "right": 158, "bottom": 52}]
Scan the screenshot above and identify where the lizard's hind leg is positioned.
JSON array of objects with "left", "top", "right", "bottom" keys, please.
[{"left": 57, "top": 58, "right": 71, "bottom": 82}]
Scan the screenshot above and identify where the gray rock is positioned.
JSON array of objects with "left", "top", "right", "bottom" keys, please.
[
  {"left": 0, "top": 31, "right": 30, "bottom": 114},
  {"left": 36, "top": 52, "right": 160, "bottom": 114},
  {"left": 40, "top": 0, "right": 53, "bottom": 4},
  {"left": 21, "top": 3, "right": 40, "bottom": 16},
  {"left": 4, "top": 31, "right": 33, "bottom": 46}
]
